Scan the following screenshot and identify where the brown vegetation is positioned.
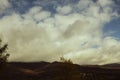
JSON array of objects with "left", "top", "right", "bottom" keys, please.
[{"left": 0, "top": 62, "right": 119, "bottom": 80}]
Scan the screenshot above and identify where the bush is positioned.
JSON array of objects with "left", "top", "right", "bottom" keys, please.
[
  {"left": 59, "top": 57, "right": 81, "bottom": 80},
  {"left": 60, "top": 56, "right": 73, "bottom": 64}
]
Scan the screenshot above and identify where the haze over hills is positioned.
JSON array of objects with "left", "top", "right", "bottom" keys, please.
[{"left": 0, "top": 62, "right": 120, "bottom": 80}]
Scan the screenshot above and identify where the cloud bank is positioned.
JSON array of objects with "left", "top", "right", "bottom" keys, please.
[{"left": 0, "top": 0, "right": 120, "bottom": 65}]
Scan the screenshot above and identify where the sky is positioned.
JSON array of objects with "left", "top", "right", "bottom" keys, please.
[{"left": 0, "top": 0, "right": 120, "bottom": 65}]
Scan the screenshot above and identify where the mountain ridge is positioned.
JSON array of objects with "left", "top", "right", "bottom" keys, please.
[{"left": 0, "top": 62, "right": 120, "bottom": 80}]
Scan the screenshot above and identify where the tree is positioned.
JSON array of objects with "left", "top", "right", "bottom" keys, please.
[{"left": 0, "top": 39, "right": 10, "bottom": 70}]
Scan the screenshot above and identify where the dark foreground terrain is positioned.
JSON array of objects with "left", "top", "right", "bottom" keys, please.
[{"left": 0, "top": 62, "right": 120, "bottom": 80}]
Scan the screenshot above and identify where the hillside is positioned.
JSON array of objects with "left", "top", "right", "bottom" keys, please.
[{"left": 0, "top": 62, "right": 120, "bottom": 80}]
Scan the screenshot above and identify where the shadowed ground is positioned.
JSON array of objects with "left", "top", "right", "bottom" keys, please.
[{"left": 0, "top": 62, "right": 120, "bottom": 80}]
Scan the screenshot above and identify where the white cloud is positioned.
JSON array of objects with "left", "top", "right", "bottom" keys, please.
[
  {"left": 56, "top": 5, "right": 72, "bottom": 14},
  {"left": 25, "top": 6, "right": 51, "bottom": 21},
  {"left": 98, "top": 0, "right": 113, "bottom": 7},
  {"left": 0, "top": 0, "right": 10, "bottom": 13},
  {"left": 0, "top": 0, "right": 120, "bottom": 64},
  {"left": 28, "top": 6, "right": 42, "bottom": 15}
]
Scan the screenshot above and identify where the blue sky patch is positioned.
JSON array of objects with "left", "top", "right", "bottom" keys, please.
[{"left": 103, "top": 18, "right": 120, "bottom": 39}]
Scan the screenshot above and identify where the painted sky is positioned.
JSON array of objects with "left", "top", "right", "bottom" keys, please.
[{"left": 0, "top": 0, "right": 120, "bottom": 65}]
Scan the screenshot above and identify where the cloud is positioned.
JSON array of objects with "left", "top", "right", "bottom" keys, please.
[
  {"left": 56, "top": 5, "right": 72, "bottom": 15},
  {"left": 26, "top": 6, "right": 51, "bottom": 21},
  {"left": 0, "top": 0, "right": 120, "bottom": 64},
  {"left": 0, "top": 0, "right": 10, "bottom": 13}
]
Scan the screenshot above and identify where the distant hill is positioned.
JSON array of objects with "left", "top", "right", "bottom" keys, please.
[
  {"left": 0, "top": 62, "right": 120, "bottom": 80},
  {"left": 102, "top": 63, "right": 120, "bottom": 68}
]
